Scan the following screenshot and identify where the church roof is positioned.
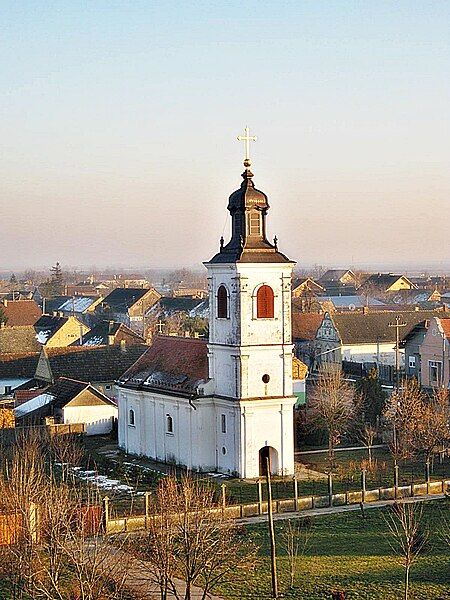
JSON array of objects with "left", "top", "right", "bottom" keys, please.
[
  {"left": 118, "top": 336, "right": 208, "bottom": 396},
  {"left": 208, "top": 168, "right": 292, "bottom": 265}
]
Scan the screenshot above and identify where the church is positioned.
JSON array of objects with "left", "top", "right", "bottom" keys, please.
[{"left": 117, "top": 130, "right": 298, "bottom": 478}]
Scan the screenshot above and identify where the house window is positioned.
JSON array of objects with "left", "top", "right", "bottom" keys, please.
[
  {"left": 247, "top": 211, "right": 261, "bottom": 236},
  {"left": 221, "top": 414, "right": 226, "bottom": 434},
  {"left": 408, "top": 356, "right": 416, "bottom": 369},
  {"left": 166, "top": 414, "right": 173, "bottom": 434},
  {"left": 256, "top": 285, "right": 274, "bottom": 319},
  {"left": 128, "top": 409, "right": 135, "bottom": 426},
  {"left": 429, "top": 361, "right": 442, "bottom": 386},
  {"left": 217, "top": 285, "right": 228, "bottom": 318}
]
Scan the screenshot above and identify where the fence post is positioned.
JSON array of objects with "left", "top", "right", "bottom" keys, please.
[
  {"left": 221, "top": 483, "right": 227, "bottom": 510},
  {"left": 144, "top": 491, "right": 151, "bottom": 529},
  {"left": 29, "top": 502, "right": 39, "bottom": 543},
  {"left": 102, "top": 496, "right": 110, "bottom": 534},
  {"left": 328, "top": 472, "right": 333, "bottom": 507},
  {"left": 293, "top": 476, "right": 298, "bottom": 511},
  {"left": 361, "top": 469, "right": 366, "bottom": 504},
  {"left": 394, "top": 464, "right": 399, "bottom": 499},
  {"left": 425, "top": 459, "right": 430, "bottom": 494},
  {"left": 257, "top": 480, "right": 263, "bottom": 514}
]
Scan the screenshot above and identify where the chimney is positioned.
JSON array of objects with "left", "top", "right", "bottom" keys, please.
[{"left": 120, "top": 339, "right": 127, "bottom": 352}]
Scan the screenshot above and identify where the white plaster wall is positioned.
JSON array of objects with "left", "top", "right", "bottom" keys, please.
[
  {"left": 342, "top": 343, "right": 400, "bottom": 366},
  {"left": 239, "top": 397, "right": 296, "bottom": 478},
  {"left": 63, "top": 404, "right": 117, "bottom": 435}
]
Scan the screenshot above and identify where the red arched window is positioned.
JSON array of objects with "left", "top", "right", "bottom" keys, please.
[
  {"left": 217, "top": 285, "right": 228, "bottom": 318},
  {"left": 257, "top": 285, "right": 274, "bottom": 318}
]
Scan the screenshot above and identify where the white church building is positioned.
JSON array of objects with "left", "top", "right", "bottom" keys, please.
[{"left": 117, "top": 140, "right": 297, "bottom": 477}]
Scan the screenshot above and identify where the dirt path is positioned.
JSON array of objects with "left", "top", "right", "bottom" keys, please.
[{"left": 101, "top": 544, "right": 225, "bottom": 600}]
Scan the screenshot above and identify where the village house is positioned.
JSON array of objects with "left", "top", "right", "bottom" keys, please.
[
  {"left": 14, "top": 377, "right": 118, "bottom": 435},
  {"left": 318, "top": 269, "right": 357, "bottom": 287},
  {"left": 57, "top": 296, "right": 103, "bottom": 325},
  {"left": 292, "top": 308, "right": 449, "bottom": 371},
  {"left": 72, "top": 320, "right": 146, "bottom": 347},
  {"left": 34, "top": 314, "right": 90, "bottom": 347},
  {"left": 400, "top": 320, "right": 430, "bottom": 380},
  {"left": 98, "top": 287, "right": 161, "bottom": 333},
  {"left": 419, "top": 317, "right": 450, "bottom": 389},
  {"left": 363, "top": 273, "right": 416, "bottom": 293}
]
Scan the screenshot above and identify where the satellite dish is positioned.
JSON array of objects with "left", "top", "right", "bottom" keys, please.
[{"left": 349, "top": 303, "right": 356, "bottom": 311}]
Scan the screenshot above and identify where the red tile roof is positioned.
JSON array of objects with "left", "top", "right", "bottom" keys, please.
[
  {"left": 292, "top": 313, "right": 324, "bottom": 341},
  {"left": 119, "top": 336, "right": 208, "bottom": 395},
  {"left": 1, "top": 300, "right": 42, "bottom": 327},
  {"left": 440, "top": 318, "right": 450, "bottom": 340}
]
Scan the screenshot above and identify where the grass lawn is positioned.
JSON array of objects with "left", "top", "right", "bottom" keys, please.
[{"left": 218, "top": 500, "right": 450, "bottom": 600}]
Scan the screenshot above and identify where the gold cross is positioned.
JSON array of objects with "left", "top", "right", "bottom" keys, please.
[{"left": 237, "top": 126, "right": 257, "bottom": 164}]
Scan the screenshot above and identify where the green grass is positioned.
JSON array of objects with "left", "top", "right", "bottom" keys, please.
[{"left": 218, "top": 500, "right": 450, "bottom": 600}]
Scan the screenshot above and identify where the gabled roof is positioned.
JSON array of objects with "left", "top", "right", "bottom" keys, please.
[
  {"left": 331, "top": 310, "right": 449, "bottom": 345},
  {"left": 101, "top": 288, "right": 156, "bottom": 311},
  {"left": 34, "top": 315, "right": 69, "bottom": 342},
  {"left": 149, "top": 297, "right": 206, "bottom": 316},
  {"left": 292, "top": 278, "right": 324, "bottom": 292},
  {"left": 292, "top": 313, "right": 324, "bottom": 341},
  {"left": 364, "top": 273, "right": 416, "bottom": 290},
  {"left": 73, "top": 320, "right": 145, "bottom": 347},
  {"left": 35, "top": 344, "right": 148, "bottom": 384},
  {"left": 1, "top": 300, "right": 42, "bottom": 326},
  {"left": 15, "top": 377, "right": 115, "bottom": 419},
  {"left": 0, "top": 326, "right": 41, "bottom": 355},
  {"left": 118, "top": 336, "right": 208, "bottom": 396},
  {"left": 319, "top": 269, "right": 355, "bottom": 283},
  {"left": 58, "top": 296, "right": 100, "bottom": 313},
  {"left": 440, "top": 318, "right": 450, "bottom": 340},
  {"left": 0, "top": 352, "right": 40, "bottom": 379}
]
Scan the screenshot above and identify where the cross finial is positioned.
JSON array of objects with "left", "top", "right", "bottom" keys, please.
[{"left": 237, "top": 125, "right": 257, "bottom": 168}]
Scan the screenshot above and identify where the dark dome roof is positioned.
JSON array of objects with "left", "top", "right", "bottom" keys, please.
[{"left": 227, "top": 169, "right": 269, "bottom": 212}]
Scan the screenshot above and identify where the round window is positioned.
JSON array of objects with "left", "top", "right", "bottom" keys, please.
[
  {"left": 262, "top": 374, "right": 270, "bottom": 384},
  {"left": 222, "top": 446, "right": 227, "bottom": 455}
]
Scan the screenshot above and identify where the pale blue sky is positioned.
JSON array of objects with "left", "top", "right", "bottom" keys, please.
[{"left": 1, "top": 1, "right": 449, "bottom": 271}]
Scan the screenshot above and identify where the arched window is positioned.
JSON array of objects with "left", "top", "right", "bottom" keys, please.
[
  {"left": 217, "top": 285, "right": 228, "bottom": 318},
  {"left": 128, "top": 409, "right": 135, "bottom": 426},
  {"left": 256, "top": 285, "right": 274, "bottom": 319},
  {"left": 166, "top": 414, "right": 173, "bottom": 434}
]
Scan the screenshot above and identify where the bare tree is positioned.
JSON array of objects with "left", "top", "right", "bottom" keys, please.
[
  {"left": 384, "top": 502, "right": 428, "bottom": 600},
  {"left": 134, "top": 475, "right": 257, "bottom": 600},
  {"left": 308, "top": 367, "right": 357, "bottom": 465},
  {"left": 359, "top": 423, "right": 378, "bottom": 467},
  {"left": 383, "top": 379, "right": 424, "bottom": 462},
  {"left": 413, "top": 388, "right": 449, "bottom": 464},
  {"left": 0, "top": 433, "right": 134, "bottom": 600},
  {"left": 281, "top": 517, "right": 313, "bottom": 589}
]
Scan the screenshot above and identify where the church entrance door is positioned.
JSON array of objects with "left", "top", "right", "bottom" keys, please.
[{"left": 259, "top": 446, "right": 279, "bottom": 476}]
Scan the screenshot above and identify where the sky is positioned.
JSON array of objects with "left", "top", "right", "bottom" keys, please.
[{"left": 1, "top": 1, "right": 449, "bottom": 272}]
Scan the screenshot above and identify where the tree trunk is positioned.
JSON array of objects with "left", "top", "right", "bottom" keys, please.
[{"left": 404, "top": 565, "right": 410, "bottom": 600}]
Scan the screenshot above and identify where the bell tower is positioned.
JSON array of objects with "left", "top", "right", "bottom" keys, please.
[{"left": 204, "top": 127, "right": 296, "bottom": 478}]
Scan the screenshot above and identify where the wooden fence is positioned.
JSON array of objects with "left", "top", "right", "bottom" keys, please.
[{"left": 0, "top": 423, "right": 85, "bottom": 446}]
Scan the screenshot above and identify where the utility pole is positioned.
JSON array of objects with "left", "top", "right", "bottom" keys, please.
[
  {"left": 388, "top": 315, "right": 407, "bottom": 390},
  {"left": 265, "top": 456, "right": 278, "bottom": 599}
]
